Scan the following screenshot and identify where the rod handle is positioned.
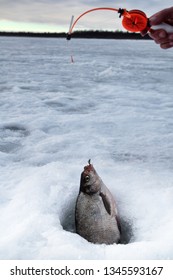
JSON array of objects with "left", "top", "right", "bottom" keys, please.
[{"left": 151, "top": 23, "right": 173, "bottom": 33}]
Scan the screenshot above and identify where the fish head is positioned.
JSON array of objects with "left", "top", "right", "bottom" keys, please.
[{"left": 80, "top": 163, "right": 101, "bottom": 194}]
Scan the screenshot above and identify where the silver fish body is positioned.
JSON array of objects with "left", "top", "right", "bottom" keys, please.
[{"left": 75, "top": 163, "right": 121, "bottom": 244}]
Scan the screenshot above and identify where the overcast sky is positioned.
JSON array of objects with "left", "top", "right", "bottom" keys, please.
[{"left": 0, "top": 1, "right": 173, "bottom": 32}]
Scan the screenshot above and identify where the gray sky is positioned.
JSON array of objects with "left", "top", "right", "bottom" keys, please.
[{"left": 0, "top": 1, "right": 173, "bottom": 32}]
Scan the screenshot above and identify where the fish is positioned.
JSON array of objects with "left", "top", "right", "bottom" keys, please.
[{"left": 75, "top": 160, "right": 121, "bottom": 244}]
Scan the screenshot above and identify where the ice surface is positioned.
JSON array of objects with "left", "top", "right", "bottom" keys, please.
[{"left": 0, "top": 37, "right": 173, "bottom": 259}]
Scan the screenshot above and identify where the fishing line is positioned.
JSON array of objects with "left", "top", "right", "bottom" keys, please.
[{"left": 66, "top": 39, "right": 74, "bottom": 63}]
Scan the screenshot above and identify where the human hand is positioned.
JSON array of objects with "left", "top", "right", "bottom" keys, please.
[{"left": 148, "top": 7, "right": 173, "bottom": 49}]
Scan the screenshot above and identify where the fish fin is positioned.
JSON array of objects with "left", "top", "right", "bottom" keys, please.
[
  {"left": 116, "top": 215, "right": 122, "bottom": 234},
  {"left": 100, "top": 192, "right": 111, "bottom": 215}
]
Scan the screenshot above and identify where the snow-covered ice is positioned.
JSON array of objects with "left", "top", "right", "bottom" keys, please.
[{"left": 0, "top": 37, "right": 173, "bottom": 259}]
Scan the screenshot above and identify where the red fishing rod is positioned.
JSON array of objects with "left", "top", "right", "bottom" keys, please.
[{"left": 67, "top": 6, "right": 173, "bottom": 40}]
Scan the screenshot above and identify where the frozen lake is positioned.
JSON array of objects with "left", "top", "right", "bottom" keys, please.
[{"left": 0, "top": 37, "right": 173, "bottom": 259}]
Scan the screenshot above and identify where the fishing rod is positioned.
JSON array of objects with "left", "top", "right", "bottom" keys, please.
[{"left": 67, "top": 7, "right": 173, "bottom": 40}]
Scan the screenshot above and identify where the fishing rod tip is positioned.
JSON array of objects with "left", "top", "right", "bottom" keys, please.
[{"left": 66, "top": 33, "right": 71, "bottom": 40}]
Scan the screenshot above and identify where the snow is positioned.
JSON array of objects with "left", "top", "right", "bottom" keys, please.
[{"left": 0, "top": 37, "right": 173, "bottom": 259}]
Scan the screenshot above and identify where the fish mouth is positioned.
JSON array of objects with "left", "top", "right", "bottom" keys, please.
[
  {"left": 83, "top": 164, "right": 96, "bottom": 179},
  {"left": 83, "top": 163, "right": 95, "bottom": 173}
]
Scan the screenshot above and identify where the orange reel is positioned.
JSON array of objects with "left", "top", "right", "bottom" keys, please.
[{"left": 121, "top": 9, "right": 148, "bottom": 32}]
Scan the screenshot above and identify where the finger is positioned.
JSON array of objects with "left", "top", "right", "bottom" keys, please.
[
  {"left": 140, "top": 28, "right": 148, "bottom": 37},
  {"left": 149, "top": 7, "right": 173, "bottom": 25},
  {"left": 165, "top": 18, "right": 173, "bottom": 25},
  {"left": 148, "top": 29, "right": 167, "bottom": 40},
  {"left": 168, "top": 33, "right": 173, "bottom": 41},
  {"left": 160, "top": 41, "right": 173, "bottom": 49}
]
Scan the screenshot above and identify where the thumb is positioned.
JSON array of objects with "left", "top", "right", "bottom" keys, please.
[{"left": 149, "top": 7, "right": 173, "bottom": 25}]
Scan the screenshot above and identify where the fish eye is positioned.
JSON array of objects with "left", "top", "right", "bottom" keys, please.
[{"left": 84, "top": 175, "right": 90, "bottom": 182}]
